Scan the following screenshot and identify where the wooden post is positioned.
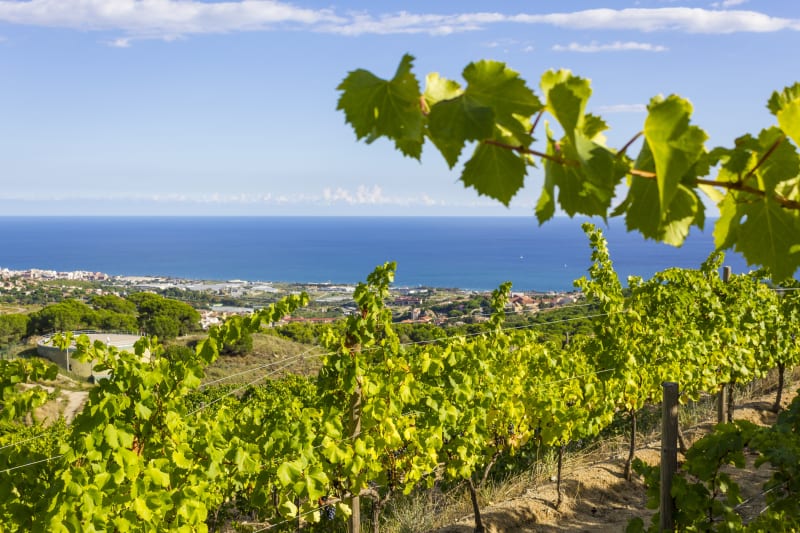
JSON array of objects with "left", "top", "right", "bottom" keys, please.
[
  {"left": 660, "top": 382, "right": 679, "bottom": 533},
  {"left": 716, "top": 384, "right": 728, "bottom": 424},
  {"left": 716, "top": 266, "right": 732, "bottom": 424},
  {"left": 722, "top": 266, "right": 731, "bottom": 283},
  {"left": 348, "top": 387, "right": 361, "bottom": 533}
]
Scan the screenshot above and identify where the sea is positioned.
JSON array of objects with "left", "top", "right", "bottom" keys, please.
[{"left": 0, "top": 216, "right": 751, "bottom": 292}]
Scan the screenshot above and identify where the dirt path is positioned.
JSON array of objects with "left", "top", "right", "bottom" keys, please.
[
  {"left": 436, "top": 388, "right": 793, "bottom": 533},
  {"left": 59, "top": 388, "right": 89, "bottom": 422},
  {"left": 23, "top": 376, "right": 90, "bottom": 424}
]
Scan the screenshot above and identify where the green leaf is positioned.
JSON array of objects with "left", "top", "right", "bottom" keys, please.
[
  {"left": 715, "top": 190, "right": 800, "bottom": 279},
  {"left": 277, "top": 460, "right": 303, "bottom": 489},
  {"left": 103, "top": 424, "right": 119, "bottom": 449},
  {"left": 172, "top": 449, "right": 193, "bottom": 469},
  {"left": 428, "top": 95, "right": 495, "bottom": 168},
  {"left": 615, "top": 140, "right": 704, "bottom": 245},
  {"left": 133, "top": 497, "right": 153, "bottom": 521},
  {"left": 337, "top": 54, "right": 424, "bottom": 158},
  {"left": 462, "top": 60, "right": 542, "bottom": 140},
  {"left": 305, "top": 467, "right": 329, "bottom": 501},
  {"left": 461, "top": 142, "right": 526, "bottom": 206},
  {"left": 754, "top": 126, "right": 800, "bottom": 194},
  {"left": 423, "top": 72, "right": 461, "bottom": 108},
  {"left": 278, "top": 499, "right": 298, "bottom": 518},
  {"left": 768, "top": 82, "right": 800, "bottom": 147},
  {"left": 643, "top": 95, "right": 707, "bottom": 219},
  {"left": 145, "top": 466, "right": 171, "bottom": 488},
  {"left": 540, "top": 70, "right": 592, "bottom": 142},
  {"left": 537, "top": 129, "right": 620, "bottom": 221},
  {"left": 714, "top": 127, "right": 800, "bottom": 278}
]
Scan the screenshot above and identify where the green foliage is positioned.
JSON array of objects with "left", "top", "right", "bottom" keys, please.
[
  {"left": 0, "top": 358, "right": 58, "bottom": 423},
  {"left": 4, "top": 251, "right": 800, "bottom": 531},
  {"left": 128, "top": 292, "right": 201, "bottom": 339},
  {"left": 0, "top": 314, "right": 29, "bottom": 346},
  {"left": 89, "top": 294, "right": 137, "bottom": 315},
  {"left": 220, "top": 330, "right": 253, "bottom": 356},
  {"left": 337, "top": 56, "right": 800, "bottom": 279},
  {"left": 27, "top": 297, "right": 139, "bottom": 336},
  {"left": 633, "top": 393, "right": 800, "bottom": 532},
  {"left": 28, "top": 299, "right": 95, "bottom": 334}
]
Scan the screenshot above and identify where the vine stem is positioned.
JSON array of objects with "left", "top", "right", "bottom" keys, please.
[
  {"left": 483, "top": 139, "right": 578, "bottom": 167},
  {"left": 529, "top": 109, "right": 545, "bottom": 136},
  {"left": 484, "top": 134, "right": 800, "bottom": 210},
  {"left": 744, "top": 135, "right": 785, "bottom": 182},
  {"left": 618, "top": 131, "right": 643, "bottom": 157}
]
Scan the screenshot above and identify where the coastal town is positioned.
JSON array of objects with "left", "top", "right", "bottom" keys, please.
[{"left": 0, "top": 266, "right": 584, "bottom": 330}]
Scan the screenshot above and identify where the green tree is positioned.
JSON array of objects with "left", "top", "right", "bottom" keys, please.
[
  {"left": 27, "top": 299, "right": 93, "bottom": 334},
  {"left": 128, "top": 292, "right": 200, "bottom": 337},
  {"left": 95, "top": 310, "right": 138, "bottom": 332},
  {"left": 90, "top": 294, "right": 137, "bottom": 315},
  {"left": 144, "top": 315, "right": 181, "bottom": 340},
  {"left": 0, "top": 314, "right": 29, "bottom": 346}
]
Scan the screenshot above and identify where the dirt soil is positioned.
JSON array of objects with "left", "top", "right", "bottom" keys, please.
[
  {"left": 435, "top": 389, "right": 794, "bottom": 533},
  {"left": 25, "top": 374, "right": 90, "bottom": 424}
]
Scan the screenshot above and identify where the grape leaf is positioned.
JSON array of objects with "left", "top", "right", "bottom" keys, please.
[
  {"left": 768, "top": 82, "right": 800, "bottom": 147},
  {"left": 755, "top": 127, "right": 800, "bottom": 194},
  {"left": 644, "top": 95, "right": 707, "bottom": 219},
  {"left": 426, "top": 61, "right": 540, "bottom": 170},
  {"left": 614, "top": 140, "right": 704, "bottom": 245},
  {"left": 461, "top": 142, "right": 526, "bottom": 206},
  {"left": 337, "top": 54, "right": 424, "bottom": 159},
  {"left": 715, "top": 192, "right": 800, "bottom": 280},
  {"left": 540, "top": 70, "right": 592, "bottom": 142},
  {"left": 423, "top": 72, "right": 461, "bottom": 109},
  {"left": 536, "top": 128, "right": 621, "bottom": 223},
  {"left": 428, "top": 95, "right": 495, "bottom": 168},
  {"left": 461, "top": 60, "right": 542, "bottom": 141}
]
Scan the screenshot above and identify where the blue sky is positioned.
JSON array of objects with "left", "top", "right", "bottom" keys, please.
[{"left": 0, "top": 0, "right": 797, "bottom": 215}]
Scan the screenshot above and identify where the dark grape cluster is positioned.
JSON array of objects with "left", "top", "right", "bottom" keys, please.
[
  {"left": 319, "top": 497, "right": 336, "bottom": 521},
  {"left": 323, "top": 504, "right": 336, "bottom": 521}
]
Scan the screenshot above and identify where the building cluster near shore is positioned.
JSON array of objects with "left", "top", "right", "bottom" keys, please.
[
  {"left": 1, "top": 267, "right": 110, "bottom": 281},
  {"left": 2, "top": 266, "right": 584, "bottom": 331}
]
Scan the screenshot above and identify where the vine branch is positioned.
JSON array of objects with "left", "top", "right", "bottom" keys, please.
[
  {"left": 744, "top": 135, "right": 785, "bottom": 182},
  {"left": 483, "top": 139, "right": 578, "bottom": 167},
  {"left": 484, "top": 136, "right": 800, "bottom": 211},
  {"left": 618, "top": 131, "right": 643, "bottom": 158}
]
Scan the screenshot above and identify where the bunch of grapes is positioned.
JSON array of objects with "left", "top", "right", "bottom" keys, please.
[
  {"left": 323, "top": 504, "right": 336, "bottom": 521},
  {"left": 319, "top": 497, "right": 336, "bottom": 521}
]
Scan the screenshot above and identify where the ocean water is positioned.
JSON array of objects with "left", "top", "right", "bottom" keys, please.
[{"left": 0, "top": 217, "right": 750, "bottom": 292}]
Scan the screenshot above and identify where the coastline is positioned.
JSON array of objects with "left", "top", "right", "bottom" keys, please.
[{"left": 0, "top": 216, "right": 752, "bottom": 292}]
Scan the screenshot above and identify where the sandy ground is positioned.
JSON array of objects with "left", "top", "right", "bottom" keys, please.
[
  {"left": 24, "top": 374, "right": 89, "bottom": 424},
  {"left": 435, "top": 390, "right": 793, "bottom": 533}
]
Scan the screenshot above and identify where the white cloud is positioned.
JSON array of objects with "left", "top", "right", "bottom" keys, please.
[
  {"left": 512, "top": 8, "right": 797, "bottom": 34},
  {"left": 331, "top": 7, "right": 799, "bottom": 36},
  {"left": 0, "top": 0, "right": 343, "bottom": 41},
  {"left": 553, "top": 41, "right": 668, "bottom": 53},
  {"left": 321, "top": 185, "right": 444, "bottom": 207},
  {"left": 0, "top": 3, "right": 795, "bottom": 42},
  {"left": 483, "top": 37, "right": 534, "bottom": 53},
  {"left": 711, "top": 0, "right": 748, "bottom": 8},
  {"left": 0, "top": 187, "right": 451, "bottom": 207},
  {"left": 107, "top": 37, "right": 131, "bottom": 48},
  {"left": 595, "top": 104, "right": 648, "bottom": 113}
]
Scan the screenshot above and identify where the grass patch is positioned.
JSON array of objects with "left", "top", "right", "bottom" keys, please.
[{"left": 173, "top": 333, "right": 324, "bottom": 385}]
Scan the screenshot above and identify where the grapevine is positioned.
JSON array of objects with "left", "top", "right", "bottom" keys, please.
[
  {"left": 0, "top": 237, "right": 799, "bottom": 530},
  {"left": 337, "top": 55, "right": 800, "bottom": 280}
]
